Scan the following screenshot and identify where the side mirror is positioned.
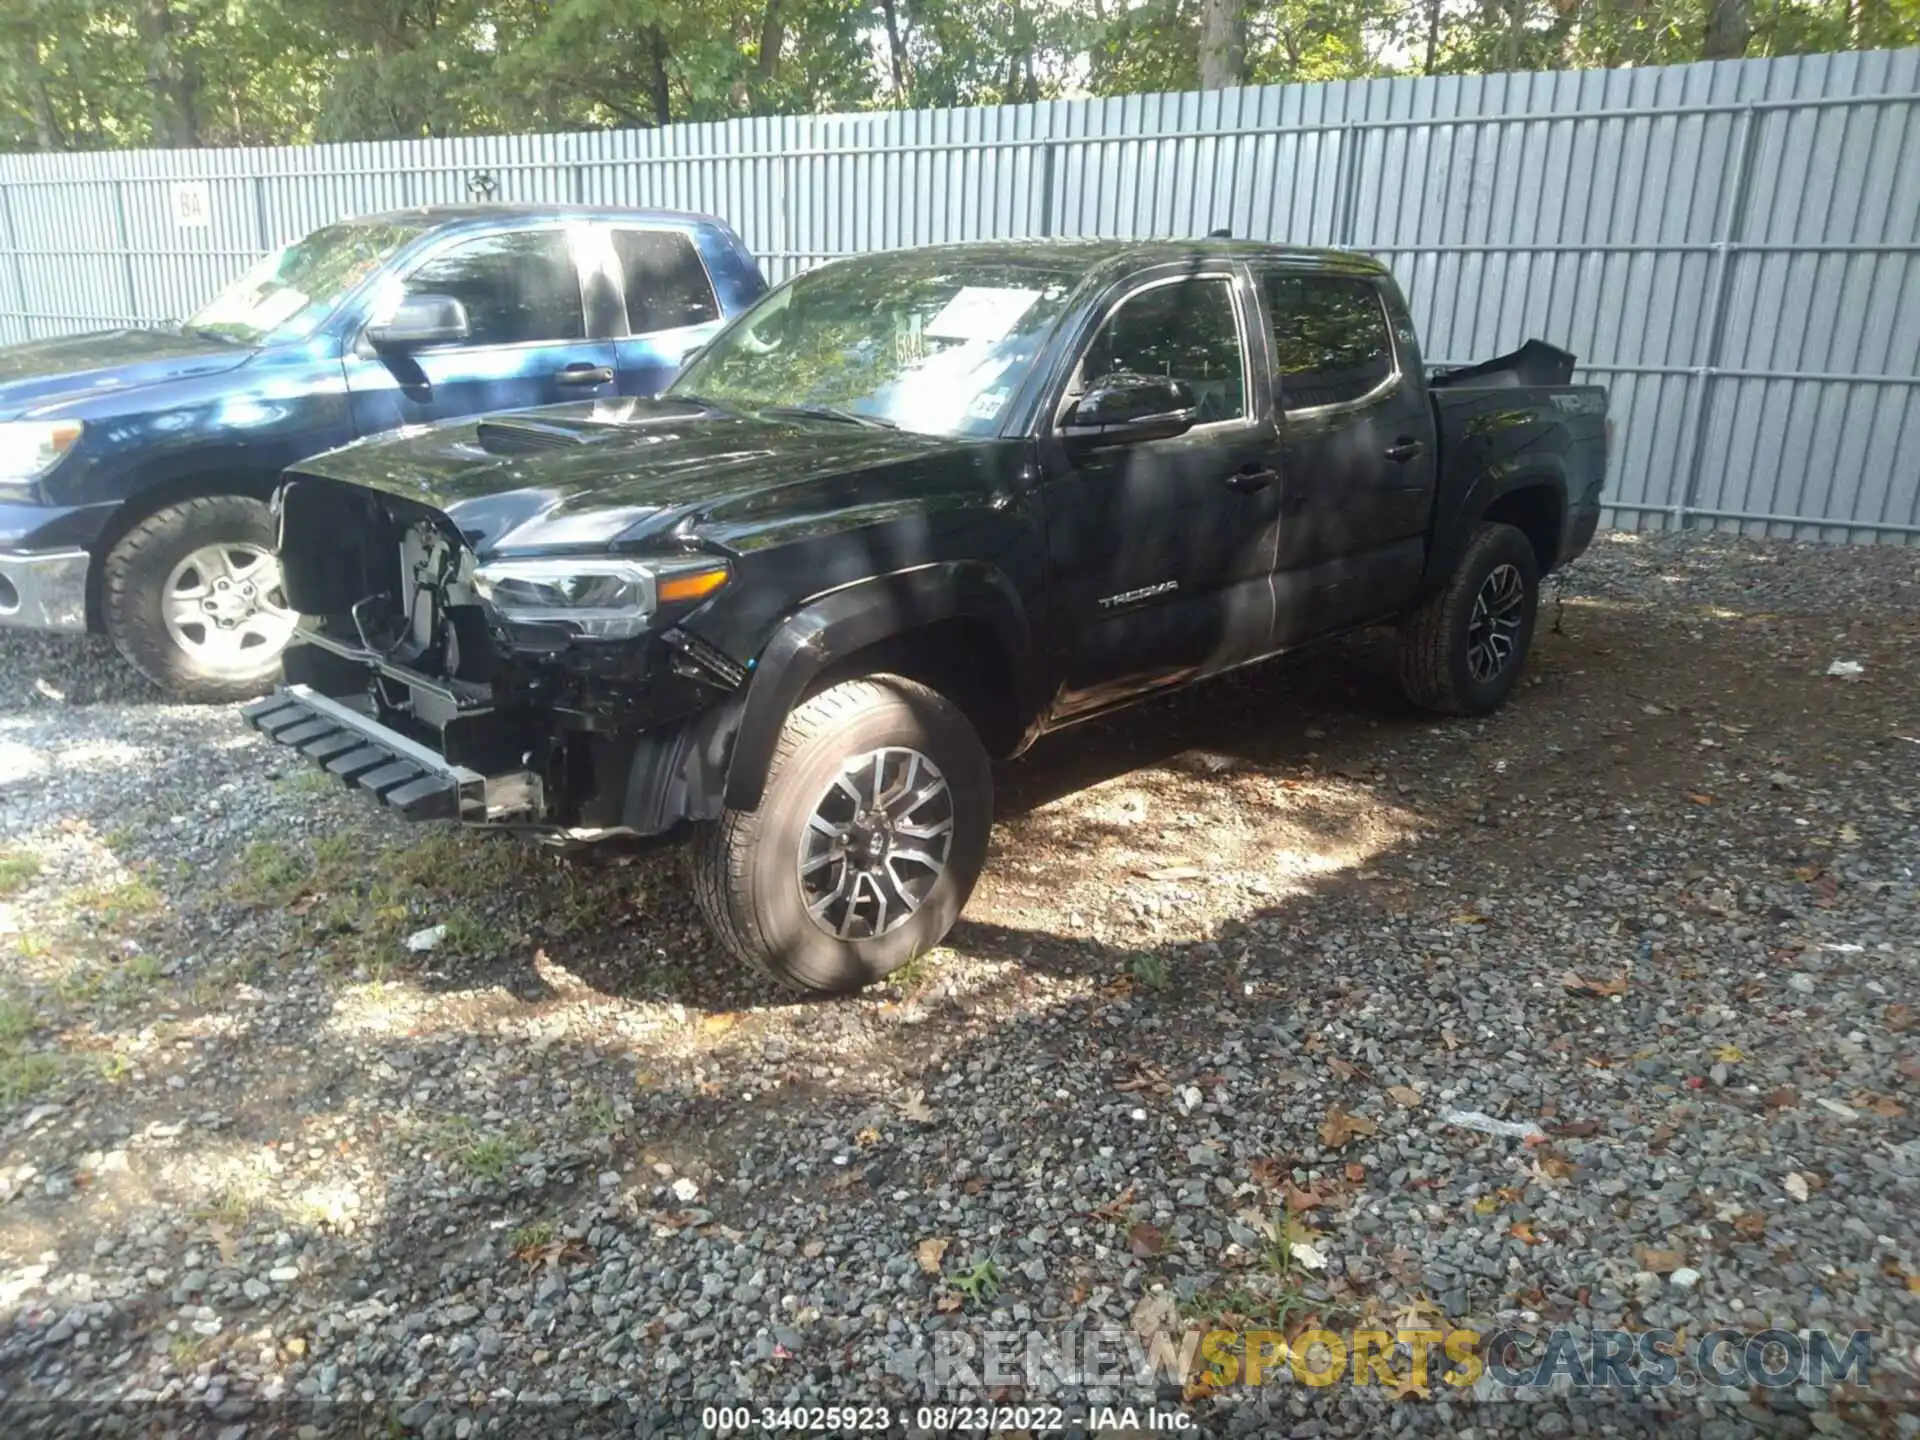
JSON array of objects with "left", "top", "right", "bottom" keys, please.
[
  {"left": 1062, "top": 373, "right": 1199, "bottom": 448},
  {"left": 366, "top": 294, "right": 471, "bottom": 350}
]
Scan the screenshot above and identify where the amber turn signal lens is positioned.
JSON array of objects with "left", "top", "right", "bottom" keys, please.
[{"left": 656, "top": 566, "right": 730, "bottom": 604}]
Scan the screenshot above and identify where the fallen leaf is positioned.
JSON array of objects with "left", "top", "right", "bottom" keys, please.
[
  {"left": 1784, "top": 1172, "right": 1810, "bottom": 1203},
  {"left": 1509, "top": 1222, "right": 1542, "bottom": 1246},
  {"left": 700, "top": 1012, "right": 737, "bottom": 1034},
  {"left": 1344, "top": 1163, "right": 1367, "bottom": 1183},
  {"left": 1450, "top": 911, "right": 1490, "bottom": 925},
  {"left": 1639, "top": 1248, "right": 1684, "bottom": 1274},
  {"left": 1291, "top": 1241, "right": 1329, "bottom": 1271},
  {"left": 897, "top": 1089, "right": 935, "bottom": 1124},
  {"left": 1250, "top": 1157, "right": 1287, "bottom": 1190},
  {"left": 1562, "top": 968, "right": 1628, "bottom": 998},
  {"left": 934, "top": 1292, "right": 963, "bottom": 1313},
  {"left": 1733, "top": 1213, "right": 1767, "bottom": 1240},
  {"left": 1286, "top": 1183, "right": 1329, "bottom": 1213},
  {"left": 1867, "top": 1096, "right": 1905, "bottom": 1118},
  {"left": 1131, "top": 1291, "right": 1180, "bottom": 1342},
  {"left": 1686, "top": 793, "right": 1715, "bottom": 805},
  {"left": 1127, "top": 1222, "right": 1165, "bottom": 1258},
  {"left": 1385, "top": 1084, "right": 1422, "bottom": 1108},
  {"left": 1473, "top": 1196, "right": 1499, "bottom": 1216},
  {"left": 915, "top": 1237, "right": 949, "bottom": 1275},
  {"left": 1537, "top": 1153, "right": 1577, "bottom": 1181},
  {"left": 1326, "top": 1057, "right": 1358, "bottom": 1081},
  {"left": 1764, "top": 1087, "right": 1799, "bottom": 1110},
  {"left": 1713, "top": 1044, "right": 1745, "bottom": 1063},
  {"left": 1319, "top": 1107, "right": 1379, "bottom": 1150},
  {"left": 1440, "top": 1028, "right": 1461, "bottom": 1051},
  {"left": 1548, "top": 1118, "right": 1600, "bottom": 1139},
  {"left": 206, "top": 1220, "right": 237, "bottom": 1267},
  {"left": 855, "top": 1127, "right": 880, "bottom": 1147},
  {"left": 1140, "top": 865, "right": 1204, "bottom": 882}
]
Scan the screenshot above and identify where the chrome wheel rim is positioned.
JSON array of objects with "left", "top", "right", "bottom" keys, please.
[
  {"left": 1466, "top": 562, "right": 1527, "bottom": 684},
  {"left": 798, "top": 746, "right": 954, "bottom": 940},
  {"left": 161, "top": 542, "right": 297, "bottom": 676}
]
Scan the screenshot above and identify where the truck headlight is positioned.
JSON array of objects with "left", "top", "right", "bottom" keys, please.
[
  {"left": 0, "top": 420, "right": 83, "bottom": 486},
  {"left": 471, "top": 557, "right": 729, "bottom": 640}
]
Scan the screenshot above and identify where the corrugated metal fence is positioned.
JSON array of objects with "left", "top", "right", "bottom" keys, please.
[{"left": 1, "top": 49, "right": 1917, "bottom": 541}]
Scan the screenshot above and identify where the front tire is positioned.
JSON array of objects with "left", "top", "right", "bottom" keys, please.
[
  {"left": 1398, "top": 521, "right": 1541, "bottom": 715},
  {"left": 691, "top": 676, "right": 992, "bottom": 993},
  {"left": 101, "top": 495, "right": 299, "bottom": 704}
]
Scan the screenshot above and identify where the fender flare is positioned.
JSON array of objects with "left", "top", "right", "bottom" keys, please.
[
  {"left": 1426, "top": 465, "right": 1570, "bottom": 587},
  {"left": 720, "top": 562, "right": 1035, "bottom": 812}
]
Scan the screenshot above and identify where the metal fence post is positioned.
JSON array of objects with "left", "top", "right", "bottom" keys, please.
[
  {"left": 1676, "top": 102, "right": 1762, "bottom": 529},
  {"left": 250, "top": 173, "right": 269, "bottom": 254},
  {"left": 110, "top": 179, "right": 139, "bottom": 323},
  {"left": 0, "top": 184, "right": 27, "bottom": 344},
  {"left": 1039, "top": 140, "right": 1057, "bottom": 238},
  {"left": 1335, "top": 122, "right": 1364, "bottom": 246}
]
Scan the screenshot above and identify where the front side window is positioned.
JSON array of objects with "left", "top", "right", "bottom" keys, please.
[
  {"left": 1264, "top": 273, "right": 1395, "bottom": 410},
  {"left": 1078, "top": 277, "right": 1247, "bottom": 424},
  {"left": 398, "top": 231, "right": 585, "bottom": 347},
  {"left": 189, "top": 220, "right": 424, "bottom": 344},
  {"left": 670, "top": 251, "right": 1080, "bottom": 437},
  {"left": 613, "top": 229, "right": 719, "bottom": 333}
]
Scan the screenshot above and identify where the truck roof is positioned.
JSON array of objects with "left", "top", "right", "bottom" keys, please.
[
  {"left": 834, "top": 236, "right": 1391, "bottom": 278},
  {"left": 350, "top": 204, "right": 729, "bottom": 231}
]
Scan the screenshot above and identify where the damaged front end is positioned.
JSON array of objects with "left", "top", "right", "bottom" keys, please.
[{"left": 245, "top": 476, "right": 749, "bottom": 840}]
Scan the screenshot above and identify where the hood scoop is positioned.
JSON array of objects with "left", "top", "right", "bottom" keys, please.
[{"left": 475, "top": 417, "right": 603, "bottom": 456}]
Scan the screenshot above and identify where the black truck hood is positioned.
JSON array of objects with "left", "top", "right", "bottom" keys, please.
[{"left": 291, "top": 397, "right": 998, "bottom": 558}]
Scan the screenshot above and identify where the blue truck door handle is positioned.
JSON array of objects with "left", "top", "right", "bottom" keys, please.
[{"left": 558, "top": 363, "right": 614, "bottom": 386}]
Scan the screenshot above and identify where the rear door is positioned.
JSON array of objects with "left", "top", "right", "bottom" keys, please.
[
  {"left": 1255, "top": 267, "right": 1436, "bottom": 642},
  {"left": 344, "top": 226, "right": 619, "bottom": 434},
  {"left": 1039, "top": 265, "right": 1286, "bottom": 720},
  {"left": 606, "top": 226, "right": 728, "bottom": 396}
]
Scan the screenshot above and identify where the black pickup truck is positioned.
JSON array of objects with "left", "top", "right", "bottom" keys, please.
[{"left": 246, "top": 239, "right": 1609, "bottom": 992}]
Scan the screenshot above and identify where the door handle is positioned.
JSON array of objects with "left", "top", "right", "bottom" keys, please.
[
  {"left": 1384, "top": 438, "right": 1426, "bottom": 462},
  {"left": 1225, "top": 465, "right": 1279, "bottom": 493},
  {"left": 557, "top": 363, "right": 614, "bottom": 386}
]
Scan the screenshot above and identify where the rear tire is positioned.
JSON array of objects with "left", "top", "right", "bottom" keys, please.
[
  {"left": 101, "top": 495, "right": 298, "bottom": 704},
  {"left": 1398, "top": 521, "right": 1540, "bottom": 716},
  {"left": 691, "top": 675, "right": 992, "bottom": 994}
]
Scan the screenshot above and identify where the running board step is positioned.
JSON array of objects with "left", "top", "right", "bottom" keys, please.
[{"left": 243, "top": 685, "right": 536, "bottom": 823}]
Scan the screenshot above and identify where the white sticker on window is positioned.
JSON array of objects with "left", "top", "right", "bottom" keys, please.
[
  {"left": 926, "top": 287, "right": 1041, "bottom": 343},
  {"left": 966, "top": 387, "right": 1011, "bottom": 420}
]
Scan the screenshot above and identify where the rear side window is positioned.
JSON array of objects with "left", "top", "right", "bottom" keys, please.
[
  {"left": 1264, "top": 274, "right": 1395, "bottom": 410},
  {"left": 613, "top": 229, "right": 720, "bottom": 333},
  {"left": 402, "top": 231, "right": 585, "bottom": 346}
]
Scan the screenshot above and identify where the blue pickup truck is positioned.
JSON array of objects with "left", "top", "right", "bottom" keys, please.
[{"left": 0, "top": 205, "right": 765, "bottom": 699}]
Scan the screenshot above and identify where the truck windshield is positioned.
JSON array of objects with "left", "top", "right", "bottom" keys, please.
[
  {"left": 670, "top": 252, "right": 1081, "bottom": 437},
  {"left": 187, "top": 220, "right": 424, "bottom": 345}
]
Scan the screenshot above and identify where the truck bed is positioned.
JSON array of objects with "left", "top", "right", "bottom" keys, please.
[{"left": 1424, "top": 340, "right": 1610, "bottom": 580}]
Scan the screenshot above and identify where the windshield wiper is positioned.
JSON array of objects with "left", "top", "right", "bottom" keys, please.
[
  {"left": 183, "top": 324, "right": 248, "bottom": 345},
  {"left": 760, "top": 403, "right": 898, "bottom": 430}
]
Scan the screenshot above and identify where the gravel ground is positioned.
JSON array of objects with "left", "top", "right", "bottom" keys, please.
[{"left": 0, "top": 529, "right": 1916, "bottom": 1438}]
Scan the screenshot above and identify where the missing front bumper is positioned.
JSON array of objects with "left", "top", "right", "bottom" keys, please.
[{"left": 243, "top": 684, "right": 541, "bottom": 823}]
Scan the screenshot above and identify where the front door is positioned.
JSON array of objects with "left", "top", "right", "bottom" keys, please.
[
  {"left": 1040, "top": 268, "right": 1285, "bottom": 721},
  {"left": 344, "top": 227, "right": 618, "bottom": 435}
]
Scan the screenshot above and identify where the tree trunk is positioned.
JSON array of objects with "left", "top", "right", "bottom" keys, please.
[
  {"left": 647, "top": 25, "right": 672, "bottom": 126},
  {"left": 758, "top": 0, "right": 784, "bottom": 81},
  {"left": 1703, "top": 0, "right": 1752, "bottom": 57},
  {"left": 879, "top": 0, "right": 910, "bottom": 103},
  {"left": 137, "top": 0, "right": 200, "bottom": 147},
  {"left": 1198, "top": 0, "right": 1246, "bottom": 90},
  {"left": 1423, "top": 0, "right": 1443, "bottom": 73}
]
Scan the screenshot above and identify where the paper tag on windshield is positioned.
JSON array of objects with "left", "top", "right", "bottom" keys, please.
[{"left": 926, "top": 287, "right": 1040, "bottom": 343}]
